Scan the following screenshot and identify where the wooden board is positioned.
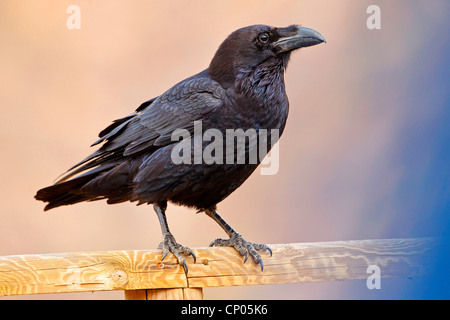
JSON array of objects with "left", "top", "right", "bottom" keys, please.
[
  {"left": 124, "top": 288, "right": 204, "bottom": 300},
  {"left": 0, "top": 238, "right": 436, "bottom": 297}
]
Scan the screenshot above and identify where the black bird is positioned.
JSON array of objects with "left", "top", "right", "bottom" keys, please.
[{"left": 35, "top": 24, "right": 325, "bottom": 272}]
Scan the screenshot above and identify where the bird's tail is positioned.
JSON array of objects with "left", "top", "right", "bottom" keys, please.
[{"left": 35, "top": 171, "right": 105, "bottom": 211}]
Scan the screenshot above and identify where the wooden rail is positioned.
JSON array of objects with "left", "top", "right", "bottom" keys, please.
[{"left": 0, "top": 238, "right": 436, "bottom": 299}]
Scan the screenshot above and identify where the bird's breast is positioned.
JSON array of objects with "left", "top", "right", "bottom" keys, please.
[{"left": 221, "top": 87, "right": 289, "bottom": 133}]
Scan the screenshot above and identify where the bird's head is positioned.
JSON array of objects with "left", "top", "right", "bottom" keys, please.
[{"left": 209, "top": 24, "right": 326, "bottom": 88}]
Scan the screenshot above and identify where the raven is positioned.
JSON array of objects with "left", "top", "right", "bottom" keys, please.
[{"left": 36, "top": 25, "right": 325, "bottom": 272}]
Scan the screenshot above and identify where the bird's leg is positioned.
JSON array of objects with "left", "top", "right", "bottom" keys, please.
[
  {"left": 154, "top": 202, "right": 196, "bottom": 274},
  {"left": 204, "top": 209, "right": 272, "bottom": 271}
]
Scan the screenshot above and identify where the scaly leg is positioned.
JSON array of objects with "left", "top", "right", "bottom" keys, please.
[
  {"left": 205, "top": 208, "right": 272, "bottom": 271},
  {"left": 154, "top": 202, "right": 196, "bottom": 274}
]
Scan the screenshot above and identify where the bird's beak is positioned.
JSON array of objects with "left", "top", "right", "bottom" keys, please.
[{"left": 273, "top": 26, "right": 326, "bottom": 54}]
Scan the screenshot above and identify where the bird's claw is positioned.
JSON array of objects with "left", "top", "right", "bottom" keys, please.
[
  {"left": 209, "top": 232, "right": 271, "bottom": 271},
  {"left": 159, "top": 233, "right": 196, "bottom": 274}
]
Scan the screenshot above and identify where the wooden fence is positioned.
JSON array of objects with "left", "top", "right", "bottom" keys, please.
[{"left": 0, "top": 238, "right": 436, "bottom": 299}]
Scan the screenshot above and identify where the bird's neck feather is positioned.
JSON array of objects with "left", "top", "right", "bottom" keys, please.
[{"left": 234, "top": 54, "right": 290, "bottom": 104}]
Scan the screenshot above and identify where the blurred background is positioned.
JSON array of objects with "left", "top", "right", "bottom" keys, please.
[{"left": 0, "top": 0, "right": 448, "bottom": 299}]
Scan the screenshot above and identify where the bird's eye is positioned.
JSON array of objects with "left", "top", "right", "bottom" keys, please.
[{"left": 258, "top": 33, "right": 269, "bottom": 43}]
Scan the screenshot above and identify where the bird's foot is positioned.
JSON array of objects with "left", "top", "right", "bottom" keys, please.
[
  {"left": 209, "top": 232, "right": 272, "bottom": 271},
  {"left": 158, "top": 233, "right": 196, "bottom": 274}
]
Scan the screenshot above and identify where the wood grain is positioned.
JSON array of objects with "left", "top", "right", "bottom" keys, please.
[
  {"left": 0, "top": 238, "right": 436, "bottom": 297},
  {"left": 126, "top": 287, "right": 204, "bottom": 300}
]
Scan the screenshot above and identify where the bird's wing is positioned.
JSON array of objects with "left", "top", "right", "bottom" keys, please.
[{"left": 56, "top": 72, "right": 225, "bottom": 183}]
